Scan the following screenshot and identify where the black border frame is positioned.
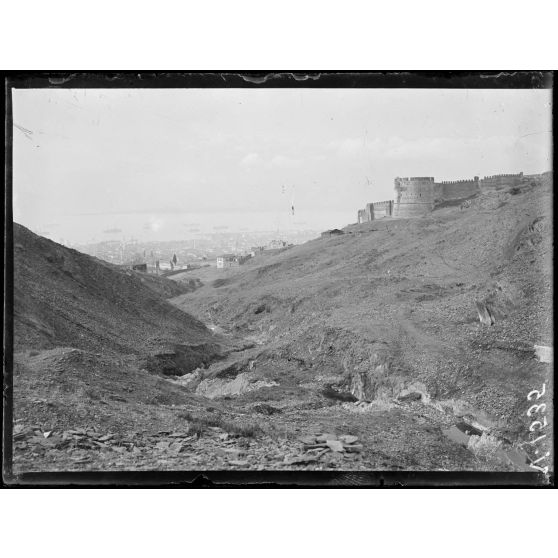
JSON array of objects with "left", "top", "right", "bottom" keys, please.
[{"left": 2, "top": 70, "right": 555, "bottom": 487}]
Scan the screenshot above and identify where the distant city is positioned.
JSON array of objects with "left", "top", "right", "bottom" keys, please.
[{"left": 72, "top": 229, "right": 320, "bottom": 268}]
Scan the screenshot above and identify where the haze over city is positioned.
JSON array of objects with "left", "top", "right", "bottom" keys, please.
[{"left": 13, "top": 87, "right": 551, "bottom": 244}]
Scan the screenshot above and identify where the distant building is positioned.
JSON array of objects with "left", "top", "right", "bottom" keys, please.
[
  {"left": 321, "top": 229, "right": 344, "bottom": 237},
  {"left": 267, "top": 239, "right": 288, "bottom": 250},
  {"left": 132, "top": 263, "right": 148, "bottom": 272},
  {"left": 217, "top": 254, "right": 238, "bottom": 268},
  {"left": 216, "top": 254, "right": 252, "bottom": 268}
]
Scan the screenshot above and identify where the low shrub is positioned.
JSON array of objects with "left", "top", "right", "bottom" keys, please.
[
  {"left": 221, "top": 420, "right": 261, "bottom": 438},
  {"left": 179, "top": 410, "right": 261, "bottom": 438},
  {"left": 212, "top": 278, "right": 229, "bottom": 288},
  {"left": 321, "top": 386, "right": 358, "bottom": 402}
]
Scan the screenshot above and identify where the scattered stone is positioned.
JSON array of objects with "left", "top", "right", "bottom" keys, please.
[
  {"left": 252, "top": 403, "right": 282, "bottom": 415},
  {"left": 324, "top": 452, "right": 344, "bottom": 463},
  {"left": 316, "top": 433, "right": 337, "bottom": 443},
  {"left": 326, "top": 440, "right": 344, "bottom": 452},
  {"left": 398, "top": 392, "right": 422, "bottom": 402},
  {"left": 169, "top": 442, "right": 183, "bottom": 453},
  {"left": 339, "top": 435, "right": 359, "bottom": 445},
  {"left": 220, "top": 448, "right": 245, "bottom": 458},
  {"left": 343, "top": 444, "right": 363, "bottom": 453},
  {"left": 302, "top": 443, "right": 328, "bottom": 452},
  {"left": 284, "top": 455, "right": 318, "bottom": 465},
  {"left": 475, "top": 301, "right": 495, "bottom": 326},
  {"left": 534, "top": 344, "right": 552, "bottom": 363},
  {"left": 310, "top": 448, "right": 331, "bottom": 459},
  {"left": 28, "top": 435, "right": 50, "bottom": 445}
]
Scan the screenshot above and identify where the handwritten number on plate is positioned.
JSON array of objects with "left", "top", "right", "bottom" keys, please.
[
  {"left": 527, "top": 384, "right": 546, "bottom": 401},
  {"left": 527, "top": 403, "right": 546, "bottom": 417}
]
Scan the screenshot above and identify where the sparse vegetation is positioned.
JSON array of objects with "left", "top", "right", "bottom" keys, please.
[
  {"left": 212, "top": 278, "right": 229, "bottom": 288},
  {"left": 321, "top": 386, "right": 358, "bottom": 402},
  {"left": 178, "top": 410, "right": 261, "bottom": 438}
]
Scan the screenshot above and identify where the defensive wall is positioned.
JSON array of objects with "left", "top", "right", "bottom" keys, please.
[
  {"left": 370, "top": 200, "right": 394, "bottom": 219},
  {"left": 357, "top": 200, "right": 393, "bottom": 223},
  {"left": 480, "top": 172, "right": 523, "bottom": 188},
  {"left": 356, "top": 171, "right": 547, "bottom": 222},
  {"left": 434, "top": 176, "right": 480, "bottom": 201}
]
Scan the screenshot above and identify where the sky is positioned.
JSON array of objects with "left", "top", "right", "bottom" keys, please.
[{"left": 12, "top": 87, "right": 552, "bottom": 244}]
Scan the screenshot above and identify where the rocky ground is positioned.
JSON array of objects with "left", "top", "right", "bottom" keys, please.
[
  {"left": 10, "top": 342, "right": 530, "bottom": 473},
  {"left": 11, "top": 347, "right": 492, "bottom": 473}
]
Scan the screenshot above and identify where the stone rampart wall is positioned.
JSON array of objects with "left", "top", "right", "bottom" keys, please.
[
  {"left": 480, "top": 172, "right": 524, "bottom": 188},
  {"left": 371, "top": 200, "right": 394, "bottom": 218},
  {"left": 434, "top": 177, "right": 480, "bottom": 200}
]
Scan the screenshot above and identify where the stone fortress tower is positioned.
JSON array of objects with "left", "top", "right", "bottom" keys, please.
[{"left": 392, "top": 177, "right": 435, "bottom": 218}]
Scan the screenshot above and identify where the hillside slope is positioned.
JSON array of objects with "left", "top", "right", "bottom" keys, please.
[
  {"left": 13, "top": 223, "right": 225, "bottom": 368},
  {"left": 171, "top": 179, "right": 553, "bottom": 463}
]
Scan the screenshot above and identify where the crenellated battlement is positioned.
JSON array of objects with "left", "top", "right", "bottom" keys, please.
[
  {"left": 480, "top": 172, "right": 524, "bottom": 188},
  {"left": 482, "top": 172, "right": 523, "bottom": 180},
  {"left": 438, "top": 177, "right": 479, "bottom": 185},
  {"left": 434, "top": 176, "right": 480, "bottom": 201},
  {"left": 396, "top": 177, "right": 435, "bottom": 182}
]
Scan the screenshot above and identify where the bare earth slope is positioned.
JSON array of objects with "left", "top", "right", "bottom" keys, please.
[
  {"left": 169, "top": 179, "right": 552, "bottom": 472},
  {"left": 13, "top": 223, "right": 222, "bottom": 363}
]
